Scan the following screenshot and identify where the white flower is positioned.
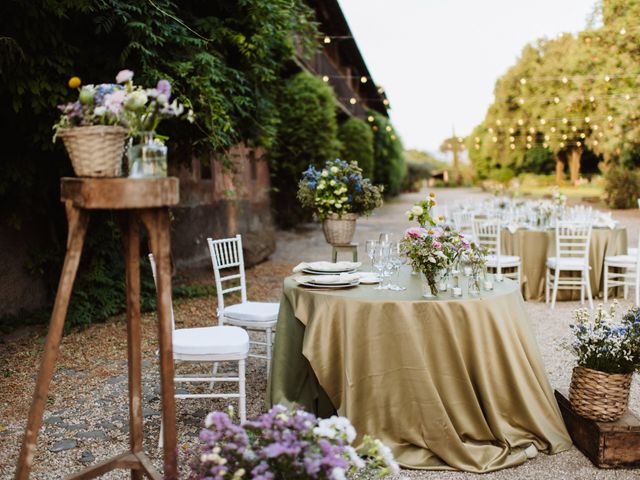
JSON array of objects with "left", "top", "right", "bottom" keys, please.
[
  {"left": 335, "top": 203, "right": 342, "bottom": 209},
  {"left": 94, "top": 106, "right": 106, "bottom": 116},
  {"left": 331, "top": 166, "right": 339, "bottom": 174},
  {"left": 411, "top": 205, "right": 424, "bottom": 216},
  {"left": 116, "top": 69, "right": 134, "bottom": 84},
  {"left": 321, "top": 170, "right": 329, "bottom": 177},
  {"left": 125, "top": 90, "right": 148, "bottom": 110},
  {"left": 330, "top": 180, "right": 337, "bottom": 186},
  {"left": 405, "top": 210, "right": 412, "bottom": 219},
  {"left": 345, "top": 446, "right": 365, "bottom": 469},
  {"left": 331, "top": 467, "right": 346, "bottom": 480}
]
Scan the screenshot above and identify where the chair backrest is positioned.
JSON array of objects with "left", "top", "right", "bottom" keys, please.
[
  {"left": 554, "top": 221, "right": 592, "bottom": 262},
  {"left": 472, "top": 218, "right": 501, "bottom": 257},
  {"left": 207, "top": 235, "right": 247, "bottom": 313},
  {"left": 453, "top": 211, "right": 475, "bottom": 234},
  {"left": 148, "top": 253, "right": 176, "bottom": 331}
]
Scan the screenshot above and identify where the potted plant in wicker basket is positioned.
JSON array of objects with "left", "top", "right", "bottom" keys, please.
[
  {"left": 568, "top": 302, "right": 640, "bottom": 422},
  {"left": 297, "top": 159, "right": 383, "bottom": 245}
]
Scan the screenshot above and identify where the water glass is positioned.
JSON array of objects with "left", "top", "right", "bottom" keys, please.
[{"left": 365, "top": 240, "right": 378, "bottom": 272}]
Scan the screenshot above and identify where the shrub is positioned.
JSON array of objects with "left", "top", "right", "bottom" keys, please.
[
  {"left": 269, "top": 72, "right": 341, "bottom": 227},
  {"left": 368, "top": 111, "right": 406, "bottom": 196},
  {"left": 518, "top": 146, "right": 555, "bottom": 175},
  {"left": 402, "top": 161, "right": 432, "bottom": 192},
  {"left": 604, "top": 165, "right": 640, "bottom": 209},
  {"left": 338, "top": 117, "right": 374, "bottom": 178}
]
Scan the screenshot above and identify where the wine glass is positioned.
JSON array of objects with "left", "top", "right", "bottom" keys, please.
[
  {"left": 365, "top": 240, "right": 379, "bottom": 272},
  {"left": 373, "top": 243, "right": 389, "bottom": 290},
  {"left": 388, "top": 243, "right": 406, "bottom": 291},
  {"left": 378, "top": 232, "right": 392, "bottom": 245}
]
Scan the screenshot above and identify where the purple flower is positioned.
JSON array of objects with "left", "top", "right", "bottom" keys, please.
[{"left": 156, "top": 79, "right": 172, "bottom": 100}]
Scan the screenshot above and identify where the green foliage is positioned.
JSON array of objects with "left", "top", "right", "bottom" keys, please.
[
  {"left": 0, "top": 0, "right": 318, "bottom": 328},
  {"left": 402, "top": 162, "right": 432, "bottom": 192},
  {"left": 369, "top": 111, "right": 406, "bottom": 196},
  {"left": 338, "top": 118, "right": 374, "bottom": 178},
  {"left": 269, "top": 72, "right": 341, "bottom": 227},
  {"left": 517, "top": 146, "right": 555, "bottom": 174},
  {"left": 604, "top": 164, "right": 640, "bottom": 209}
]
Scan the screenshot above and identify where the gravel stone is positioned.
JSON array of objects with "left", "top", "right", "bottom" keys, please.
[
  {"left": 79, "top": 450, "right": 94, "bottom": 464},
  {"left": 76, "top": 430, "right": 107, "bottom": 440},
  {"left": 48, "top": 439, "right": 77, "bottom": 452}
]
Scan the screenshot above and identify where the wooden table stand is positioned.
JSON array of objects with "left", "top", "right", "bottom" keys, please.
[
  {"left": 331, "top": 242, "right": 358, "bottom": 262},
  {"left": 15, "top": 178, "right": 180, "bottom": 480}
]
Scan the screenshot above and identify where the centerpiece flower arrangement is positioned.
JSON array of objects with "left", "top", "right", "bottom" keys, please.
[
  {"left": 297, "top": 159, "right": 383, "bottom": 245},
  {"left": 189, "top": 405, "right": 400, "bottom": 480},
  {"left": 53, "top": 69, "right": 193, "bottom": 178},
  {"left": 568, "top": 302, "right": 640, "bottom": 421},
  {"left": 401, "top": 193, "right": 473, "bottom": 296}
]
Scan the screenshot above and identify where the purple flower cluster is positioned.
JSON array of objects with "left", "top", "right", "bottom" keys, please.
[{"left": 190, "top": 406, "right": 378, "bottom": 480}]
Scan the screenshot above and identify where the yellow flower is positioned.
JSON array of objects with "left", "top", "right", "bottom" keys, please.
[
  {"left": 68, "top": 76, "right": 81, "bottom": 89},
  {"left": 429, "top": 192, "right": 435, "bottom": 198},
  {"left": 427, "top": 230, "right": 434, "bottom": 235}
]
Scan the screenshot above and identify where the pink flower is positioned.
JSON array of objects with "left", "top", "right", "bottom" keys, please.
[
  {"left": 431, "top": 227, "right": 443, "bottom": 238},
  {"left": 116, "top": 69, "right": 134, "bottom": 84},
  {"left": 104, "top": 89, "right": 126, "bottom": 114},
  {"left": 433, "top": 241, "right": 442, "bottom": 248},
  {"left": 405, "top": 227, "right": 426, "bottom": 239}
]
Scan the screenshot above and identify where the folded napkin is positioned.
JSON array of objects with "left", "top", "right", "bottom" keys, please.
[
  {"left": 295, "top": 273, "right": 360, "bottom": 285},
  {"left": 593, "top": 213, "right": 616, "bottom": 230},
  {"left": 507, "top": 222, "right": 519, "bottom": 234},
  {"left": 292, "top": 261, "right": 361, "bottom": 273}
]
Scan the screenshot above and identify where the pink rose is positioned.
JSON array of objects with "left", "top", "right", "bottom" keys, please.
[
  {"left": 405, "top": 227, "right": 424, "bottom": 239},
  {"left": 104, "top": 89, "right": 126, "bottom": 114},
  {"left": 433, "top": 241, "right": 442, "bottom": 248},
  {"left": 116, "top": 69, "right": 134, "bottom": 84}
]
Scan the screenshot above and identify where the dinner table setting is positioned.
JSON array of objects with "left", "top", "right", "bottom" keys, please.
[{"left": 267, "top": 194, "right": 574, "bottom": 473}]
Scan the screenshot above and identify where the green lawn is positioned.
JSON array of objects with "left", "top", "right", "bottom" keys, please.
[{"left": 518, "top": 184, "right": 604, "bottom": 199}]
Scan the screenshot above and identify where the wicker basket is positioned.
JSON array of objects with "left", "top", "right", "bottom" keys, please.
[
  {"left": 569, "top": 366, "right": 633, "bottom": 422},
  {"left": 322, "top": 213, "right": 357, "bottom": 245},
  {"left": 59, "top": 125, "right": 128, "bottom": 177}
]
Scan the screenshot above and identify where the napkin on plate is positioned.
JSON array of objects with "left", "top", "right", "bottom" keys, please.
[
  {"left": 292, "top": 261, "right": 361, "bottom": 273},
  {"left": 295, "top": 273, "right": 360, "bottom": 285},
  {"left": 507, "top": 222, "right": 519, "bottom": 234},
  {"left": 593, "top": 213, "right": 617, "bottom": 230}
]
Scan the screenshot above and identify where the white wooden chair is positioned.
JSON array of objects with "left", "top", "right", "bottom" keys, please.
[
  {"left": 207, "top": 235, "right": 278, "bottom": 375},
  {"left": 604, "top": 234, "right": 640, "bottom": 305},
  {"left": 149, "top": 254, "right": 248, "bottom": 447},
  {"left": 453, "top": 211, "right": 476, "bottom": 241},
  {"left": 545, "top": 222, "right": 593, "bottom": 309},
  {"left": 472, "top": 218, "right": 521, "bottom": 283}
]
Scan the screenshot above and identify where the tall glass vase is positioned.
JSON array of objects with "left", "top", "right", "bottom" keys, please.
[
  {"left": 127, "top": 131, "right": 168, "bottom": 178},
  {"left": 420, "top": 271, "right": 439, "bottom": 298}
]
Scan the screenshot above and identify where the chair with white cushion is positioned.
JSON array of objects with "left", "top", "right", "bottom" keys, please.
[
  {"left": 472, "top": 218, "right": 521, "bottom": 284},
  {"left": 208, "top": 235, "right": 278, "bottom": 375},
  {"left": 604, "top": 234, "right": 640, "bottom": 305},
  {"left": 453, "top": 211, "right": 476, "bottom": 242},
  {"left": 149, "top": 254, "right": 248, "bottom": 447},
  {"left": 545, "top": 222, "right": 593, "bottom": 309}
]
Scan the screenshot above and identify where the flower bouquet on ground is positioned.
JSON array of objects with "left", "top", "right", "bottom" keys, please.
[
  {"left": 568, "top": 302, "right": 640, "bottom": 421},
  {"left": 298, "top": 159, "right": 383, "bottom": 245},
  {"left": 189, "top": 405, "right": 400, "bottom": 479}
]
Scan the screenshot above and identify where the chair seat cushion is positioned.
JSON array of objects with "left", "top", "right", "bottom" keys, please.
[
  {"left": 486, "top": 254, "right": 520, "bottom": 266},
  {"left": 222, "top": 301, "right": 279, "bottom": 322},
  {"left": 173, "top": 326, "right": 249, "bottom": 356},
  {"left": 605, "top": 254, "right": 636, "bottom": 266},
  {"left": 546, "top": 257, "right": 588, "bottom": 270}
]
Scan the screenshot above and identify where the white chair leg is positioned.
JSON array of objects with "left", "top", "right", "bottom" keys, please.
[
  {"left": 585, "top": 269, "right": 594, "bottom": 309},
  {"left": 545, "top": 268, "right": 550, "bottom": 304},
  {"left": 210, "top": 362, "right": 219, "bottom": 389},
  {"left": 238, "top": 359, "right": 246, "bottom": 423},
  {"left": 158, "top": 416, "right": 164, "bottom": 449},
  {"left": 623, "top": 271, "right": 629, "bottom": 299},
  {"left": 551, "top": 269, "right": 560, "bottom": 309},
  {"left": 604, "top": 265, "right": 609, "bottom": 303},
  {"left": 580, "top": 277, "right": 585, "bottom": 305},
  {"left": 266, "top": 327, "right": 273, "bottom": 377}
]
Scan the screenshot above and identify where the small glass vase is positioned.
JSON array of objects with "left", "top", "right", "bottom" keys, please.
[
  {"left": 127, "top": 131, "right": 168, "bottom": 178},
  {"left": 420, "top": 271, "right": 439, "bottom": 298},
  {"left": 468, "top": 274, "right": 482, "bottom": 296}
]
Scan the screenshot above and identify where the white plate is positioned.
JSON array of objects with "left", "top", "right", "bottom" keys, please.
[
  {"left": 298, "top": 280, "right": 360, "bottom": 289},
  {"left": 358, "top": 274, "right": 381, "bottom": 284},
  {"left": 302, "top": 268, "right": 358, "bottom": 275}
]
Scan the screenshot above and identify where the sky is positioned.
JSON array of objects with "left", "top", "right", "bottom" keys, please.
[{"left": 338, "top": 0, "right": 598, "bottom": 155}]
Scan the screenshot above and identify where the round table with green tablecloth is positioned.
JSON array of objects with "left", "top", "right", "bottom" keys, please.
[
  {"left": 500, "top": 227, "right": 627, "bottom": 301},
  {"left": 267, "top": 270, "right": 572, "bottom": 472}
]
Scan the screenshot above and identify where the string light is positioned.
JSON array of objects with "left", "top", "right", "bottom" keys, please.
[
  {"left": 360, "top": 76, "right": 367, "bottom": 83},
  {"left": 382, "top": 99, "right": 389, "bottom": 106},
  {"left": 367, "top": 115, "right": 374, "bottom": 122},
  {"left": 324, "top": 36, "right": 331, "bottom": 44},
  {"left": 554, "top": 97, "right": 560, "bottom": 103},
  {"left": 562, "top": 76, "right": 568, "bottom": 84},
  {"left": 520, "top": 78, "right": 527, "bottom": 85},
  {"left": 349, "top": 97, "right": 357, "bottom": 105},
  {"left": 385, "top": 126, "right": 392, "bottom": 132},
  {"left": 322, "top": 75, "right": 329, "bottom": 82}
]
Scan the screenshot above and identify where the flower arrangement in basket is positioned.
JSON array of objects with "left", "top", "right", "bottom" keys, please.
[
  {"left": 568, "top": 302, "right": 640, "bottom": 421},
  {"left": 189, "top": 405, "right": 400, "bottom": 480},
  {"left": 53, "top": 69, "right": 193, "bottom": 178},
  {"left": 297, "top": 159, "right": 383, "bottom": 245}
]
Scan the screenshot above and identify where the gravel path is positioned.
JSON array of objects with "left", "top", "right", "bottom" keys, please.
[{"left": 1, "top": 187, "right": 639, "bottom": 479}]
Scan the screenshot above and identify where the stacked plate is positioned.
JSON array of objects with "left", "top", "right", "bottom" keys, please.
[
  {"left": 296, "top": 273, "right": 360, "bottom": 289},
  {"left": 294, "top": 261, "right": 361, "bottom": 276}
]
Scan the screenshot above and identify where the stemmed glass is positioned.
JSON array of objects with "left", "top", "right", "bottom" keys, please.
[
  {"left": 365, "top": 240, "right": 379, "bottom": 273},
  {"left": 387, "top": 243, "right": 406, "bottom": 291},
  {"left": 372, "top": 243, "right": 390, "bottom": 290}
]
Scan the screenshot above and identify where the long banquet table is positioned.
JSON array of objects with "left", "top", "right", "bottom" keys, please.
[
  {"left": 267, "top": 270, "right": 572, "bottom": 472},
  {"left": 501, "top": 226, "right": 627, "bottom": 301}
]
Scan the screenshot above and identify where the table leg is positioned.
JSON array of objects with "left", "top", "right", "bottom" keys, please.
[
  {"left": 122, "top": 213, "right": 143, "bottom": 480},
  {"left": 141, "top": 209, "right": 177, "bottom": 480},
  {"left": 15, "top": 202, "right": 89, "bottom": 480}
]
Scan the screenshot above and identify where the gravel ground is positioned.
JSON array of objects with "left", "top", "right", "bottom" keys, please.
[{"left": 1, "top": 187, "right": 639, "bottom": 479}]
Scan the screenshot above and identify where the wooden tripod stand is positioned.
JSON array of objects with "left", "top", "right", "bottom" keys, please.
[{"left": 16, "top": 178, "right": 180, "bottom": 479}]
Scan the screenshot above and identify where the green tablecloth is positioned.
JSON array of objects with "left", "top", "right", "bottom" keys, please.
[
  {"left": 267, "top": 271, "right": 571, "bottom": 472},
  {"left": 501, "top": 227, "right": 627, "bottom": 301}
]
